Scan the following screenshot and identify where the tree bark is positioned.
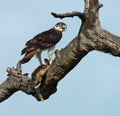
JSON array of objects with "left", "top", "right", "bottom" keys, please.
[{"left": 1, "top": 0, "right": 120, "bottom": 102}]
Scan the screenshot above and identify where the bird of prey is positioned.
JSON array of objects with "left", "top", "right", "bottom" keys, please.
[{"left": 19, "top": 22, "right": 67, "bottom": 65}]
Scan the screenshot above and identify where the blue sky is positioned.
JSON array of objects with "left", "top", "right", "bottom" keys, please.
[{"left": 0, "top": 0, "right": 120, "bottom": 116}]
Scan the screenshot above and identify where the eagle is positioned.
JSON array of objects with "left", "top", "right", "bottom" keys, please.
[{"left": 19, "top": 22, "right": 67, "bottom": 65}]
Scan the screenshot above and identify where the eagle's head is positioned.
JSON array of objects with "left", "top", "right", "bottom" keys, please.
[{"left": 54, "top": 22, "right": 67, "bottom": 32}]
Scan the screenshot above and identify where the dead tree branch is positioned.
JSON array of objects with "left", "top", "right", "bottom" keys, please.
[
  {"left": 0, "top": 0, "right": 120, "bottom": 102},
  {"left": 51, "top": 11, "right": 85, "bottom": 20}
]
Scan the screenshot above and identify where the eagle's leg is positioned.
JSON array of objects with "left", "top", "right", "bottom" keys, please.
[
  {"left": 36, "top": 51, "right": 42, "bottom": 65},
  {"left": 48, "top": 45, "right": 55, "bottom": 64}
]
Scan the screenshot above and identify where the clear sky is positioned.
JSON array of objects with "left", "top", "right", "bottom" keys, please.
[{"left": 0, "top": 0, "right": 120, "bottom": 116}]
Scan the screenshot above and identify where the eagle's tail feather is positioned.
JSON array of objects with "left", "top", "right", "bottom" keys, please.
[
  {"left": 20, "top": 50, "right": 37, "bottom": 64},
  {"left": 21, "top": 46, "right": 35, "bottom": 55},
  {"left": 21, "top": 47, "right": 27, "bottom": 55}
]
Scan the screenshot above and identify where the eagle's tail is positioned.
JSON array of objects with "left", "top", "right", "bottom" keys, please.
[
  {"left": 21, "top": 46, "right": 35, "bottom": 55},
  {"left": 19, "top": 50, "right": 37, "bottom": 64}
]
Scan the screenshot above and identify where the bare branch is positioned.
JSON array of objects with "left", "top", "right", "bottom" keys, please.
[
  {"left": 0, "top": 35, "right": 89, "bottom": 102},
  {"left": 0, "top": 66, "right": 46, "bottom": 102},
  {"left": 51, "top": 12, "right": 85, "bottom": 20}
]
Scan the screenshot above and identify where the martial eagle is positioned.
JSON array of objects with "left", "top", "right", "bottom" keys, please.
[{"left": 19, "top": 22, "right": 67, "bottom": 65}]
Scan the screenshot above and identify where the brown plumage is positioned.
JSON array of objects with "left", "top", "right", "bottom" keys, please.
[{"left": 19, "top": 22, "right": 67, "bottom": 65}]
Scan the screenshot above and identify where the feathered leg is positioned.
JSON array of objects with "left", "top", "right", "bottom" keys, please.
[
  {"left": 36, "top": 51, "right": 42, "bottom": 65},
  {"left": 48, "top": 45, "right": 55, "bottom": 64}
]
